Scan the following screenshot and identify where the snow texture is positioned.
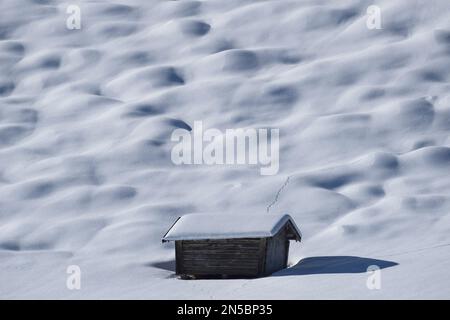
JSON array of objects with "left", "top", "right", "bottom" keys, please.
[
  {"left": 0, "top": 0, "right": 450, "bottom": 299},
  {"left": 162, "top": 213, "right": 301, "bottom": 241}
]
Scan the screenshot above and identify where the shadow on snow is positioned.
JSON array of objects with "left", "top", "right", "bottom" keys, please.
[{"left": 272, "top": 256, "right": 398, "bottom": 276}]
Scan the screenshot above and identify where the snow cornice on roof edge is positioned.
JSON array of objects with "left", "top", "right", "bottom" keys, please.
[{"left": 162, "top": 213, "right": 302, "bottom": 242}]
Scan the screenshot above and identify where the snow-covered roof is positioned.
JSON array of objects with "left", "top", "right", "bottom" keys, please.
[{"left": 162, "top": 213, "right": 302, "bottom": 242}]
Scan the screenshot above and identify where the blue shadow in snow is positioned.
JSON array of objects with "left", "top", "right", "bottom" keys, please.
[{"left": 273, "top": 256, "right": 398, "bottom": 276}]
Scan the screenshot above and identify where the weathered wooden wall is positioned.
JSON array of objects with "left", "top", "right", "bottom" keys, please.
[
  {"left": 176, "top": 238, "right": 263, "bottom": 277},
  {"left": 264, "top": 228, "right": 289, "bottom": 275}
]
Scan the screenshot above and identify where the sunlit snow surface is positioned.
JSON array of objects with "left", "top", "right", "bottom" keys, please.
[{"left": 0, "top": 0, "right": 450, "bottom": 299}]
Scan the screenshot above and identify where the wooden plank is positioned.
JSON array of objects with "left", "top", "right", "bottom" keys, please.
[
  {"left": 182, "top": 244, "right": 260, "bottom": 250},
  {"left": 182, "top": 250, "right": 260, "bottom": 255},
  {"left": 183, "top": 240, "right": 260, "bottom": 245},
  {"left": 284, "top": 239, "right": 290, "bottom": 268},
  {"left": 184, "top": 260, "right": 257, "bottom": 264},
  {"left": 182, "top": 257, "right": 259, "bottom": 264},
  {"left": 183, "top": 241, "right": 260, "bottom": 245},
  {"left": 182, "top": 265, "right": 259, "bottom": 275},
  {"left": 183, "top": 262, "right": 258, "bottom": 267},
  {"left": 182, "top": 254, "right": 260, "bottom": 260},
  {"left": 182, "top": 256, "right": 258, "bottom": 262},
  {"left": 183, "top": 238, "right": 261, "bottom": 242},
  {"left": 182, "top": 239, "right": 261, "bottom": 246},
  {"left": 183, "top": 269, "right": 258, "bottom": 275},
  {"left": 182, "top": 253, "right": 260, "bottom": 259},
  {"left": 183, "top": 262, "right": 258, "bottom": 268},
  {"left": 182, "top": 243, "right": 260, "bottom": 249},
  {"left": 183, "top": 266, "right": 258, "bottom": 272},
  {"left": 182, "top": 246, "right": 259, "bottom": 251},
  {"left": 258, "top": 238, "right": 267, "bottom": 276},
  {"left": 183, "top": 267, "right": 258, "bottom": 274},
  {"left": 182, "top": 260, "right": 259, "bottom": 267},
  {"left": 175, "top": 241, "right": 183, "bottom": 274},
  {"left": 182, "top": 245, "right": 259, "bottom": 250},
  {"left": 182, "top": 260, "right": 259, "bottom": 266}
]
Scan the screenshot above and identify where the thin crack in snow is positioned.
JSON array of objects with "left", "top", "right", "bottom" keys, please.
[{"left": 266, "top": 176, "right": 290, "bottom": 213}]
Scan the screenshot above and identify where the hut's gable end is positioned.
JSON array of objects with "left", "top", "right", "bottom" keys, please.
[
  {"left": 176, "top": 238, "right": 263, "bottom": 277},
  {"left": 284, "top": 221, "right": 301, "bottom": 241}
]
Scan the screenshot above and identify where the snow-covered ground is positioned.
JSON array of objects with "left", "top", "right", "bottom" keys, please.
[{"left": 1, "top": 0, "right": 450, "bottom": 299}]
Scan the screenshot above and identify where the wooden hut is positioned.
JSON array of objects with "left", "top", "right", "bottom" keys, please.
[{"left": 162, "top": 213, "right": 302, "bottom": 279}]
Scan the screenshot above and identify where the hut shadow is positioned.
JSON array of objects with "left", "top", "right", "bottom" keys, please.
[
  {"left": 149, "top": 260, "right": 175, "bottom": 272},
  {"left": 273, "top": 256, "right": 398, "bottom": 276}
]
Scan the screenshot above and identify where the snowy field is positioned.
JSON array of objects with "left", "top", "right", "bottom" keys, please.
[{"left": 1, "top": 0, "right": 450, "bottom": 299}]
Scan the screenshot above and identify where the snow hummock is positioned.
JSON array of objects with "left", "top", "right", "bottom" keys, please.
[{"left": 162, "top": 213, "right": 301, "bottom": 241}]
